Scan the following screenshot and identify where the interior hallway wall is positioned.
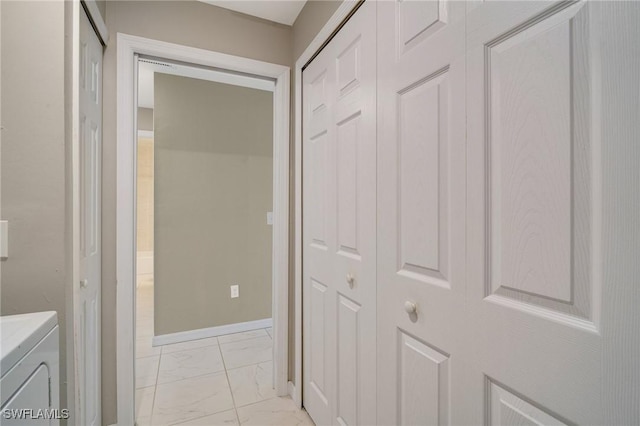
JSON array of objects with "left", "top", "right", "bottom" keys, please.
[
  {"left": 0, "top": 0, "right": 69, "bottom": 418},
  {"left": 154, "top": 73, "right": 273, "bottom": 335},
  {"left": 292, "top": 0, "right": 344, "bottom": 60},
  {"left": 137, "top": 136, "right": 154, "bottom": 255},
  {"left": 137, "top": 108, "right": 154, "bottom": 259},
  {"left": 138, "top": 107, "right": 154, "bottom": 132},
  {"left": 95, "top": 0, "right": 106, "bottom": 24},
  {"left": 102, "top": 2, "right": 291, "bottom": 423}
]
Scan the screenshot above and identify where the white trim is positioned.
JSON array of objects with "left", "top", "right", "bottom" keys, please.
[
  {"left": 140, "top": 58, "right": 275, "bottom": 93},
  {"left": 152, "top": 318, "right": 273, "bottom": 347},
  {"left": 69, "top": 0, "right": 81, "bottom": 424},
  {"left": 293, "top": 0, "right": 360, "bottom": 410},
  {"left": 117, "top": 33, "right": 290, "bottom": 426},
  {"left": 288, "top": 380, "right": 296, "bottom": 404},
  {"left": 81, "top": 0, "right": 108, "bottom": 45},
  {"left": 137, "top": 130, "right": 154, "bottom": 139}
]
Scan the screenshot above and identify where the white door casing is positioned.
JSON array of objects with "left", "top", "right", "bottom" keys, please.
[
  {"left": 465, "top": 1, "right": 640, "bottom": 424},
  {"left": 78, "top": 9, "right": 102, "bottom": 426},
  {"left": 376, "top": 0, "right": 468, "bottom": 424},
  {"left": 117, "top": 34, "right": 290, "bottom": 424},
  {"left": 302, "top": 2, "right": 377, "bottom": 425}
]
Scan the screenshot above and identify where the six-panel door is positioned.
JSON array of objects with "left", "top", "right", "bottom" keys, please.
[
  {"left": 302, "top": 2, "right": 377, "bottom": 425},
  {"left": 303, "top": 0, "right": 640, "bottom": 424},
  {"left": 376, "top": 1, "right": 468, "bottom": 424},
  {"left": 79, "top": 9, "right": 102, "bottom": 426},
  {"left": 466, "top": 1, "right": 639, "bottom": 424}
]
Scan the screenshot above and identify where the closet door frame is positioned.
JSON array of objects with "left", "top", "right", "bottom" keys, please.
[{"left": 293, "top": 0, "right": 363, "bottom": 409}]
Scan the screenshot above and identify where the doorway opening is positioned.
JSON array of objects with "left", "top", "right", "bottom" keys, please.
[
  {"left": 133, "top": 57, "right": 277, "bottom": 424},
  {"left": 116, "top": 34, "right": 290, "bottom": 426}
]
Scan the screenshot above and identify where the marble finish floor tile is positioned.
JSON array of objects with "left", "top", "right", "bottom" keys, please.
[
  {"left": 217, "top": 329, "right": 268, "bottom": 345},
  {"left": 162, "top": 337, "right": 219, "bottom": 355},
  {"left": 135, "top": 416, "right": 154, "bottom": 426},
  {"left": 220, "top": 336, "right": 272, "bottom": 370},
  {"left": 136, "top": 386, "right": 155, "bottom": 421},
  {"left": 173, "top": 409, "right": 238, "bottom": 425},
  {"left": 151, "top": 372, "right": 234, "bottom": 425},
  {"left": 237, "top": 397, "right": 314, "bottom": 426},
  {"left": 157, "top": 345, "right": 225, "bottom": 385},
  {"left": 137, "top": 336, "right": 161, "bottom": 359},
  {"left": 227, "top": 361, "right": 276, "bottom": 407},
  {"left": 134, "top": 282, "right": 312, "bottom": 426},
  {"left": 137, "top": 355, "right": 160, "bottom": 389}
]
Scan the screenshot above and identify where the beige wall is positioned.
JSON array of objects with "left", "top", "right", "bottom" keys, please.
[
  {"left": 153, "top": 73, "right": 273, "bottom": 335},
  {"left": 292, "top": 0, "right": 343, "bottom": 61},
  {"left": 95, "top": 0, "right": 106, "bottom": 23},
  {"left": 1, "top": 0, "right": 69, "bottom": 417},
  {"left": 137, "top": 137, "right": 154, "bottom": 254},
  {"left": 137, "top": 107, "right": 155, "bottom": 257},
  {"left": 0, "top": 0, "right": 344, "bottom": 423},
  {"left": 138, "top": 107, "right": 154, "bottom": 132},
  {"left": 102, "top": 2, "right": 292, "bottom": 422},
  {"left": 138, "top": 109, "right": 154, "bottom": 254}
]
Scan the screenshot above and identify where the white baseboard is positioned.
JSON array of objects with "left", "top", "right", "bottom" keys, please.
[
  {"left": 288, "top": 381, "right": 300, "bottom": 408},
  {"left": 152, "top": 318, "right": 272, "bottom": 347}
]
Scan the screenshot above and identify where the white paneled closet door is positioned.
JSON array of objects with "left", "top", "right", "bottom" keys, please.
[
  {"left": 302, "top": 2, "right": 377, "bottom": 425},
  {"left": 79, "top": 8, "right": 102, "bottom": 426},
  {"left": 465, "top": 1, "right": 640, "bottom": 424},
  {"left": 376, "top": 1, "right": 468, "bottom": 424}
]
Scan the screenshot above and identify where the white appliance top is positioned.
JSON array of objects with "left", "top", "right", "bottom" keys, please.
[{"left": 0, "top": 311, "right": 57, "bottom": 376}]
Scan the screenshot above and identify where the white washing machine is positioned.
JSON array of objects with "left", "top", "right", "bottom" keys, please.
[{"left": 0, "top": 311, "right": 60, "bottom": 425}]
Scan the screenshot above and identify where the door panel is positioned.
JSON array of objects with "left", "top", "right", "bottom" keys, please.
[
  {"left": 466, "top": 1, "right": 640, "bottom": 424},
  {"left": 79, "top": 9, "right": 102, "bottom": 426},
  {"left": 398, "top": 332, "right": 450, "bottom": 426},
  {"left": 336, "top": 295, "right": 360, "bottom": 426},
  {"left": 377, "top": 1, "right": 468, "bottom": 424},
  {"left": 304, "top": 52, "right": 333, "bottom": 425},
  {"left": 477, "top": 1, "right": 594, "bottom": 320},
  {"left": 336, "top": 113, "right": 360, "bottom": 257},
  {"left": 302, "top": 1, "right": 639, "bottom": 424},
  {"left": 488, "top": 380, "right": 567, "bottom": 426},
  {"left": 397, "top": 71, "right": 449, "bottom": 284},
  {"left": 303, "top": 2, "right": 376, "bottom": 425},
  {"left": 310, "top": 278, "right": 329, "bottom": 399}
]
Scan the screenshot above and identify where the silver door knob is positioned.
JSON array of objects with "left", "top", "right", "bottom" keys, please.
[
  {"left": 80, "top": 279, "right": 88, "bottom": 288},
  {"left": 404, "top": 300, "right": 417, "bottom": 315},
  {"left": 346, "top": 273, "right": 355, "bottom": 288}
]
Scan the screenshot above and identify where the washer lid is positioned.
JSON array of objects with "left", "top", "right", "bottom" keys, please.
[{"left": 0, "top": 311, "right": 57, "bottom": 376}]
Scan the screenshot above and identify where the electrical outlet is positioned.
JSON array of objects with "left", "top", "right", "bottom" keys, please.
[{"left": 230, "top": 285, "right": 239, "bottom": 298}]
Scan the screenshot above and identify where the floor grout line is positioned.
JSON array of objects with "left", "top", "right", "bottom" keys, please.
[
  {"left": 167, "top": 409, "right": 237, "bottom": 426},
  {"left": 218, "top": 333, "right": 272, "bottom": 347},
  {"left": 225, "top": 359, "right": 272, "bottom": 373},
  {"left": 136, "top": 283, "right": 288, "bottom": 425},
  {"left": 215, "top": 338, "right": 242, "bottom": 425},
  {"left": 149, "top": 356, "right": 160, "bottom": 420}
]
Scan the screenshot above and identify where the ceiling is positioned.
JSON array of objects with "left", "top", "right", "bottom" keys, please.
[{"left": 198, "top": 0, "right": 307, "bottom": 26}]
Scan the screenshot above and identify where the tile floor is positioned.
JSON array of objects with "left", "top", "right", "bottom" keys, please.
[{"left": 135, "top": 279, "right": 314, "bottom": 426}]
